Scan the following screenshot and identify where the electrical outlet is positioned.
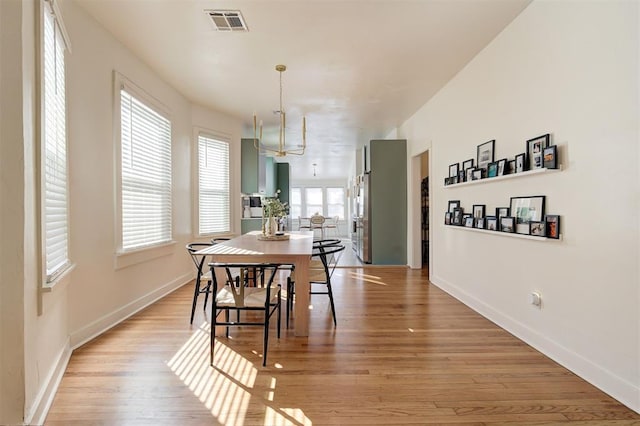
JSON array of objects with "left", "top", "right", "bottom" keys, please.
[{"left": 530, "top": 291, "right": 542, "bottom": 308}]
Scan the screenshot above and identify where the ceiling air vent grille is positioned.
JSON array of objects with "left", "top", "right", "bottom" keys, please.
[{"left": 205, "top": 10, "right": 248, "bottom": 32}]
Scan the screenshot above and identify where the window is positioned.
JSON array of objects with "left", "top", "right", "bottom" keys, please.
[
  {"left": 41, "top": 0, "right": 71, "bottom": 283},
  {"left": 326, "top": 187, "right": 345, "bottom": 219},
  {"left": 119, "top": 87, "right": 172, "bottom": 251},
  {"left": 305, "top": 187, "right": 323, "bottom": 217},
  {"left": 198, "top": 133, "right": 230, "bottom": 235},
  {"left": 289, "top": 188, "right": 302, "bottom": 218}
]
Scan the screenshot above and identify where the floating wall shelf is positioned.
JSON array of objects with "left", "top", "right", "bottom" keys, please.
[
  {"left": 446, "top": 224, "right": 562, "bottom": 241},
  {"left": 443, "top": 166, "right": 562, "bottom": 189}
]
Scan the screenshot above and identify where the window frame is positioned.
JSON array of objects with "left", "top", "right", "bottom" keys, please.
[
  {"left": 195, "top": 129, "right": 232, "bottom": 238},
  {"left": 38, "top": 0, "right": 74, "bottom": 291},
  {"left": 113, "top": 72, "right": 175, "bottom": 267}
]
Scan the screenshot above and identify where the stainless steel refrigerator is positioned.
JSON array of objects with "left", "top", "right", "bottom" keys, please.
[{"left": 356, "top": 173, "right": 371, "bottom": 263}]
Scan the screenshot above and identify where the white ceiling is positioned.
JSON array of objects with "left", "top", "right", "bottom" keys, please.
[{"left": 74, "top": 0, "right": 531, "bottom": 181}]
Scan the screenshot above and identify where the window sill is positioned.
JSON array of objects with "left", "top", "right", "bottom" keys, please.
[
  {"left": 41, "top": 263, "right": 76, "bottom": 293},
  {"left": 114, "top": 240, "right": 176, "bottom": 270}
]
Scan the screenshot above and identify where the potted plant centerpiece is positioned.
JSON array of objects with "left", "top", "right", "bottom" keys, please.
[{"left": 262, "top": 190, "right": 288, "bottom": 237}]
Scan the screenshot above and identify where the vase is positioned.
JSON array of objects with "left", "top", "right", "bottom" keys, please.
[{"left": 264, "top": 216, "right": 278, "bottom": 237}]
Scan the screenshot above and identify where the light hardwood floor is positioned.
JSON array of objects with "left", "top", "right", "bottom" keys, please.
[{"left": 46, "top": 267, "right": 639, "bottom": 425}]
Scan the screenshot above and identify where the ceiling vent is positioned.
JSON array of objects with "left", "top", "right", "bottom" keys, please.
[{"left": 205, "top": 10, "right": 248, "bottom": 32}]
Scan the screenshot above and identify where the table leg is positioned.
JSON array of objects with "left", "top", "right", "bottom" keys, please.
[{"left": 293, "top": 256, "right": 310, "bottom": 336}]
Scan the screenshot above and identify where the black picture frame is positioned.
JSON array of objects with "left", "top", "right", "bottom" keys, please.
[
  {"left": 444, "top": 212, "right": 452, "bottom": 225},
  {"left": 477, "top": 140, "right": 495, "bottom": 171},
  {"left": 466, "top": 167, "right": 475, "bottom": 182},
  {"left": 485, "top": 216, "right": 498, "bottom": 231},
  {"left": 495, "top": 207, "right": 510, "bottom": 219},
  {"left": 448, "top": 200, "right": 460, "bottom": 213},
  {"left": 458, "top": 170, "right": 466, "bottom": 183},
  {"left": 515, "top": 153, "right": 526, "bottom": 173},
  {"left": 475, "top": 217, "right": 485, "bottom": 229},
  {"left": 526, "top": 134, "right": 550, "bottom": 170},
  {"left": 462, "top": 159, "right": 474, "bottom": 171},
  {"left": 452, "top": 208, "right": 463, "bottom": 226},
  {"left": 472, "top": 204, "right": 485, "bottom": 219},
  {"left": 450, "top": 176, "right": 458, "bottom": 184},
  {"left": 449, "top": 162, "right": 459, "bottom": 178},
  {"left": 545, "top": 214, "right": 560, "bottom": 239},
  {"left": 500, "top": 216, "right": 516, "bottom": 233},
  {"left": 543, "top": 145, "right": 558, "bottom": 169},
  {"left": 530, "top": 221, "right": 545, "bottom": 237},
  {"left": 487, "top": 162, "right": 498, "bottom": 178},
  {"left": 464, "top": 216, "right": 474, "bottom": 228},
  {"left": 472, "top": 168, "right": 483, "bottom": 180},
  {"left": 510, "top": 195, "right": 546, "bottom": 234},
  {"left": 497, "top": 158, "right": 507, "bottom": 176},
  {"left": 507, "top": 159, "right": 516, "bottom": 175}
]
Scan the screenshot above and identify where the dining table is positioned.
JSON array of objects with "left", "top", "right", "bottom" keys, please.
[{"left": 195, "top": 230, "right": 314, "bottom": 336}]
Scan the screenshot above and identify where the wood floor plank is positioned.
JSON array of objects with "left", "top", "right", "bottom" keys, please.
[{"left": 45, "top": 267, "right": 639, "bottom": 425}]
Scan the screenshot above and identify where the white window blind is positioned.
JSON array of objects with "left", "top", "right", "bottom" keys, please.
[
  {"left": 290, "top": 187, "right": 302, "bottom": 218},
  {"left": 198, "top": 134, "right": 230, "bottom": 235},
  {"left": 43, "top": 2, "right": 70, "bottom": 281},
  {"left": 305, "top": 187, "right": 323, "bottom": 217},
  {"left": 120, "top": 89, "right": 172, "bottom": 250},
  {"left": 326, "top": 187, "right": 345, "bottom": 219}
]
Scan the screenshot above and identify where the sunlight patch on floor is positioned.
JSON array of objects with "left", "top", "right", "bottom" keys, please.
[
  {"left": 347, "top": 270, "right": 388, "bottom": 286},
  {"left": 167, "top": 322, "right": 312, "bottom": 425}
]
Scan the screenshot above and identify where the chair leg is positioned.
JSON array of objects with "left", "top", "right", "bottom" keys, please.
[
  {"left": 190, "top": 277, "right": 201, "bottom": 324},
  {"left": 286, "top": 277, "right": 293, "bottom": 327},
  {"left": 225, "top": 310, "right": 230, "bottom": 338},
  {"left": 327, "top": 282, "right": 337, "bottom": 327},
  {"left": 263, "top": 310, "right": 270, "bottom": 367},
  {"left": 277, "top": 290, "right": 282, "bottom": 339},
  {"left": 202, "top": 280, "right": 211, "bottom": 312}
]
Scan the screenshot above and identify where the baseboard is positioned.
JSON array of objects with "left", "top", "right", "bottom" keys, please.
[
  {"left": 430, "top": 274, "right": 640, "bottom": 414},
  {"left": 70, "top": 272, "right": 192, "bottom": 349},
  {"left": 25, "top": 340, "right": 72, "bottom": 426}
]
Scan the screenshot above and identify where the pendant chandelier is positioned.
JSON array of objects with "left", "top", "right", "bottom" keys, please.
[{"left": 253, "top": 64, "right": 306, "bottom": 157}]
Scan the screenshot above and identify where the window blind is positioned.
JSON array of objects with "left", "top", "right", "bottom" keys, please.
[
  {"left": 198, "top": 134, "right": 230, "bottom": 235},
  {"left": 43, "top": 4, "right": 70, "bottom": 281},
  {"left": 120, "top": 89, "right": 172, "bottom": 250}
]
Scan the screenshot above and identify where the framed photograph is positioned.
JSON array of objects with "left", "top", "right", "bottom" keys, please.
[
  {"left": 487, "top": 162, "right": 498, "bottom": 178},
  {"left": 485, "top": 216, "right": 498, "bottom": 231},
  {"left": 452, "top": 208, "right": 463, "bottom": 226},
  {"left": 476, "top": 140, "right": 495, "bottom": 171},
  {"left": 448, "top": 200, "right": 461, "bottom": 213},
  {"left": 458, "top": 170, "right": 466, "bottom": 183},
  {"left": 509, "top": 195, "right": 546, "bottom": 234},
  {"left": 475, "top": 217, "right": 485, "bottom": 229},
  {"left": 464, "top": 216, "right": 474, "bottom": 228},
  {"left": 472, "top": 168, "right": 484, "bottom": 180},
  {"left": 500, "top": 216, "right": 516, "bottom": 233},
  {"left": 515, "top": 153, "right": 526, "bottom": 173},
  {"left": 545, "top": 215, "right": 560, "bottom": 239},
  {"left": 507, "top": 160, "right": 516, "bottom": 175},
  {"left": 526, "top": 134, "right": 550, "bottom": 170},
  {"left": 543, "top": 145, "right": 558, "bottom": 169},
  {"left": 529, "top": 221, "right": 545, "bottom": 237},
  {"left": 462, "top": 159, "right": 474, "bottom": 171},
  {"left": 472, "top": 204, "right": 485, "bottom": 219},
  {"left": 449, "top": 162, "right": 459, "bottom": 178},
  {"left": 497, "top": 158, "right": 507, "bottom": 176},
  {"left": 444, "top": 212, "right": 452, "bottom": 225},
  {"left": 466, "top": 167, "right": 475, "bottom": 182},
  {"left": 495, "top": 207, "right": 510, "bottom": 219},
  {"left": 450, "top": 176, "right": 458, "bottom": 185}
]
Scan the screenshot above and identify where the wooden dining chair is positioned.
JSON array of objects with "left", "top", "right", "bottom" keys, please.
[
  {"left": 186, "top": 242, "right": 215, "bottom": 324},
  {"left": 209, "top": 262, "right": 282, "bottom": 367},
  {"left": 286, "top": 240, "right": 345, "bottom": 327},
  {"left": 309, "top": 214, "right": 326, "bottom": 239},
  {"left": 323, "top": 216, "right": 339, "bottom": 237}
]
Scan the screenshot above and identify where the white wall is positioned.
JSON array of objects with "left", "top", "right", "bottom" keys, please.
[{"left": 401, "top": 0, "right": 639, "bottom": 412}]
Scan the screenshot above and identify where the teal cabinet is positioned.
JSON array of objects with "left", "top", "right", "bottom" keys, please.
[{"left": 241, "top": 138, "right": 259, "bottom": 194}]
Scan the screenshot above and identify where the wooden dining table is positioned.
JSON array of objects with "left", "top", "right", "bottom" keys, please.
[{"left": 195, "top": 231, "right": 314, "bottom": 336}]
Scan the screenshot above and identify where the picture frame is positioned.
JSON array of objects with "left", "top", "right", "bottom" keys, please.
[
  {"left": 529, "top": 221, "right": 545, "bottom": 237},
  {"left": 543, "top": 145, "right": 558, "bottom": 169},
  {"left": 444, "top": 212, "right": 452, "bottom": 225},
  {"left": 475, "top": 217, "right": 485, "bottom": 229},
  {"left": 509, "top": 195, "right": 546, "bottom": 234},
  {"left": 450, "top": 176, "right": 458, "bottom": 185},
  {"left": 485, "top": 216, "right": 498, "bottom": 231},
  {"left": 452, "top": 208, "right": 463, "bottom": 226},
  {"left": 495, "top": 207, "right": 510, "bottom": 219},
  {"left": 545, "top": 214, "right": 560, "bottom": 239},
  {"left": 515, "top": 153, "right": 526, "bottom": 173},
  {"left": 448, "top": 200, "right": 461, "bottom": 213},
  {"left": 526, "top": 134, "right": 550, "bottom": 170},
  {"left": 497, "top": 158, "right": 507, "bottom": 176},
  {"left": 476, "top": 140, "right": 495, "bottom": 171},
  {"left": 458, "top": 170, "right": 466, "bottom": 183},
  {"left": 472, "top": 168, "right": 484, "bottom": 181},
  {"left": 472, "top": 204, "right": 485, "bottom": 219},
  {"left": 500, "top": 216, "right": 516, "bottom": 233},
  {"left": 507, "top": 159, "right": 516, "bottom": 175},
  {"left": 466, "top": 167, "right": 475, "bottom": 182},
  {"left": 449, "top": 162, "right": 459, "bottom": 178},
  {"left": 464, "top": 216, "right": 474, "bottom": 228},
  {"left": 462, "top": 159, "right": 474, "bottom": 171},
  {"left": 487, "top": 162, "right": 498, "bottom": 178}
]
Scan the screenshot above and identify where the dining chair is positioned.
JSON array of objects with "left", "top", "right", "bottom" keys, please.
[
  {"left": 309, "top": 214, "right": 326, "bottom": 239},
  {"left": 298, "top": 216, "right": 311, "bottom": 231},
  {"left": 209, "top": 262, "right": 282, "bottom": 367},
  {"left": 186, "top": 242, "right": 215, "bottom": 325},
  {"left": 286, "top": 240, "right": 345, "bottom": 327},
  {"left": 323, "top": 216, "right": 339, "bottom": 237}
]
